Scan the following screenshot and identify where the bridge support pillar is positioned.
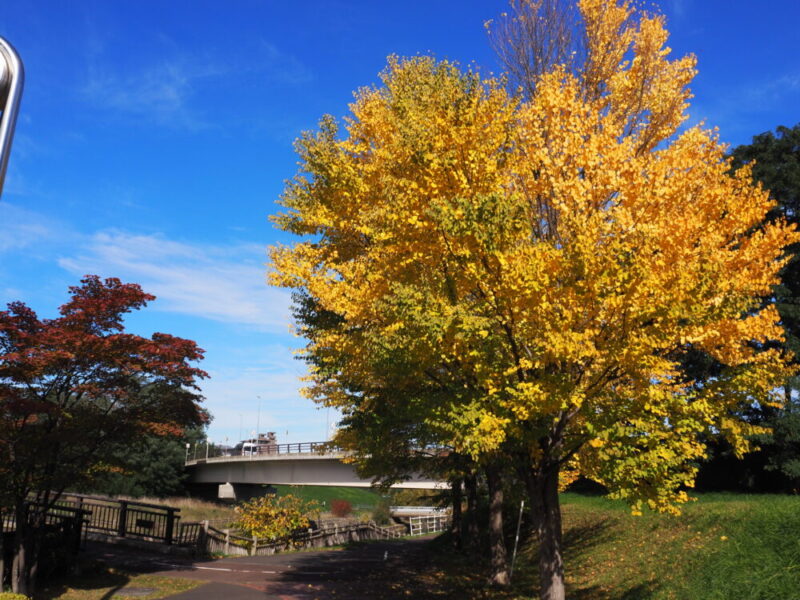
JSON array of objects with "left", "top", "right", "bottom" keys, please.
[
  {"left": 218, "top": 482, "right": 236, "bottom": 500},
  {"left": 216, "top": 482, "right": 276, "bottom": 502}
]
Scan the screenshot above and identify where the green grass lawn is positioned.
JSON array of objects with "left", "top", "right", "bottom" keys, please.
[
  {"left": 271, "top": 484, "right": 385, "bottom": 510},
  {"left": 414, "top": 493, "right": 800, "bottom": 599}
]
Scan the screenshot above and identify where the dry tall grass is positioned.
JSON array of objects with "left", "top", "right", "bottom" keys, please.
[{"left": 119, "top": 496, "right": 237, "bottom": 525}]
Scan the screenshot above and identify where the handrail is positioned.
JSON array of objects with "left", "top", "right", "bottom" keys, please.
[
  {"left": 0, "top": 36, "right": 24, "bottom": 197},
  {"left": 58, "top": 492, "right": 181, "bottom": 514}
]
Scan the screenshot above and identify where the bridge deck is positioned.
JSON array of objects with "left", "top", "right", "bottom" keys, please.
[{"left": 186, "top": 442, "right": 444, "bottom": 490}]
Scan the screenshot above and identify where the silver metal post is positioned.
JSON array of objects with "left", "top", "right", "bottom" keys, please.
[
  {"left": 0, "top": 37, "right": 24, "bottom": 198},
  {"left": 510, "top": 500, "right": 525, "bottom": 580}
]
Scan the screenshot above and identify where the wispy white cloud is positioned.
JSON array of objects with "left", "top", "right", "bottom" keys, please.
[
  {"left": 259, "top": 41, "right": 314, "bottom": 86},
  {"left": 743, "top": 72, "right": 800, "bottom": 106},
  {"left": 0, "top": 202, "right": 60, "bottom": 251},
  {"left": 665, "top": 0, "right": 687, "bottom": 18},
  {"left": 57, "top": 231, "right": 292, "bottom": 332},
  {"left": 81, "top": 59, "right": 221, "bottom": 130},
  {"left": 1, "top": 205, "right": 292, "bottom": 331},
  {"left": 686, "top": 69, "right": 800, "bottom": 143},
  {"left": 79, "top": 38, "right": 312, "bottom": 131}
]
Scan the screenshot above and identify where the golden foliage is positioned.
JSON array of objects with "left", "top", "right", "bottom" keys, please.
[
  {"left": 233, "top": 494, "right": 318, "bottom": 541},
  {"left": 270, "top": 0, "right": 798, "bottom": 512}
]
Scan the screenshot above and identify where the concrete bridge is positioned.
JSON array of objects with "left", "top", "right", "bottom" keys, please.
[{"left": 185, "top": 442, "right": 444, "bottom": 501}]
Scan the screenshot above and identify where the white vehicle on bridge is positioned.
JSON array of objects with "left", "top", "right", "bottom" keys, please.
[{"left": 241, "top": 442, "right": 260, "bottom": 456}]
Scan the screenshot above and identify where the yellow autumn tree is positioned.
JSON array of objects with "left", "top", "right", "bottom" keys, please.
[
  {"left": 234, "top": 494, "right": 318, "bottom": 543},
  {"left": 270, "top": 1, "right": 798, "bottom": 597}
]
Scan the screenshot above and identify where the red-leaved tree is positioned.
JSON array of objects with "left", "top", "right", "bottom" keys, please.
[{"left": 0, "top": 276, "right": 207, "bottom": 593}]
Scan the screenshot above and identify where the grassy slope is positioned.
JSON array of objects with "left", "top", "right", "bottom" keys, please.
[
  {"left": 272, "top": 484, "right": 385, "bottom": 509},
  {"left": 556, "top": 493, "right": 800, "bottom": 599},
  {"left": 418, "top": 493, "right": 800, "bottom": 600}
]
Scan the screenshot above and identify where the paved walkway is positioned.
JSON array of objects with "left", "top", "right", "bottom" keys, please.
[{"left": 89, "top": 536, "right": 437, "bottom": 599}]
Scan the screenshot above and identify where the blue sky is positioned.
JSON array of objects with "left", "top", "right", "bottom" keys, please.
[{"left": 1, "top": 1, "right": 798, "bottom": 446}]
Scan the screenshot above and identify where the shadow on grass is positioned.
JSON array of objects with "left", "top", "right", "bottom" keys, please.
[
  {"left": 258, "top": 524, "right": 659, "bottom": 600},
  {"left": 561, "top": 516, "right": 658, "bottom": 600},
  {"left": 34, "top": 562, "right": 131, "bottom": 600}
]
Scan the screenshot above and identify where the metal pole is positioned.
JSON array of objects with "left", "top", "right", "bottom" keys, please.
[
  {"left": 256, "top": 395, "right": 261, "bottom": 441},
  {"left": 0, "top": 37, "right": 24, "bottom": 198},
  {"left": 510, "top": 500, "right": 525, "bottom": 581}
]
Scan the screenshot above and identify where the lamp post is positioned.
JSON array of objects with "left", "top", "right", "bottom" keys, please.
[
  {"left": 0, "top": 37, "right": 24, "bottom": 198},
  {"left": 256, "top": 395, "right": 262, "bottom": 439}
]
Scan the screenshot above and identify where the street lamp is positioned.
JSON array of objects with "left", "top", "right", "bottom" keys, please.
[
  {"left": 256, "top": 395, "right": 262, "bottom": 439},
  {"left": 0, "top": 37, "right": 24, "bottom": 198}
]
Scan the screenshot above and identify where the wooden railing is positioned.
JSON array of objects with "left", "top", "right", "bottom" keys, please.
[
  {"left": 6, "top": 493, "right": 414, "bottom": 557},
  {"left": 0, "top": 503, "right": 90, "bottom": 590},
  {"left": 195, "top": 519, "right": 406, "bottom": 556},
  {"left": 55, "top": 493, "right": 181, "bottom": 545}
]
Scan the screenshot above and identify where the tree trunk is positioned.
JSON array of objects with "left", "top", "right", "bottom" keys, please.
[
  {"left": 450, "top": 477, "right": 463, "bottom": 549},
  {"left": 464, "top": 473, "right": 479, "bottom": 549},
  {"left": 485, "top": 463, "right": 510, "bottom": 586},
  {"left": 11, "top": 503, "right": 31, "bottom": 596},
  {"left": 527, "top": 465, "right": 565, "bottom": 600}
]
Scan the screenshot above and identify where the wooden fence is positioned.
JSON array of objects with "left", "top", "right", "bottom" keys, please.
[
  {"left": 6, "top": 494, "right": 419, "bottom": 558},
  {"left": 196, "top": 520, "right": 406, "bottom": 557},
  {"left": 1, "top": 502, "right": 90, "bottom": 588},
  {"left": 54, "top": 493, "right": 181, "bottom": 545}
]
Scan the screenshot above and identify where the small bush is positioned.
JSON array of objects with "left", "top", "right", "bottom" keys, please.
[
  {"left": 330, "top": 499, "right": 352, "bottom": 517},
  {"left": 372, "top": 497, "right": 392, "bottom": 525},
  {"left": 0, "top": 594, "right": 30, "bottom": 600}
]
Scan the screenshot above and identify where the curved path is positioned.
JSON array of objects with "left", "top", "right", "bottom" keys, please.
[{"left": 87, "top": 536, "right": 439, "bottom": 599}]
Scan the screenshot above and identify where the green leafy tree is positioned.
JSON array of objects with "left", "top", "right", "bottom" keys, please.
[
  {"left": 731, "top": 124, "right": 800, "bottom": 397},
  {"left": 87, "top": 434, "right": 190, "bottom": 498},
  {"left": 728, "top": 124, "right": 800, "bottom": 490}
]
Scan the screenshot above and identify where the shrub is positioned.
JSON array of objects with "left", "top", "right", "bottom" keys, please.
[
  {"left": 0, "top": 594, "right": 30, "bottom": 600},
  {"left": 371, "top": 497, "right": 392, "bottom": 525},
  {"left": 330, "top": 499, "right": 352, "bottom": 517},
  {"left": 234, "top": 493, "right": 319, "bottom": 540}
]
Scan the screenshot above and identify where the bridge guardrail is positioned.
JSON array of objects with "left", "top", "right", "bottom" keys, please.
[{"left": 186, "top": 441, "right": 343, "bottom": 465}]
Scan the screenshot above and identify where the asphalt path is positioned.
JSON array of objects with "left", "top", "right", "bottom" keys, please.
[{"left": 87, "top": 536, "right": 438, "bottom": 599}]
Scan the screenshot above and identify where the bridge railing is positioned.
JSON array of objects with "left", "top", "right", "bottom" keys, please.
[{"left": 186, "top": 441, "right": 341, "bottom": 465}]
